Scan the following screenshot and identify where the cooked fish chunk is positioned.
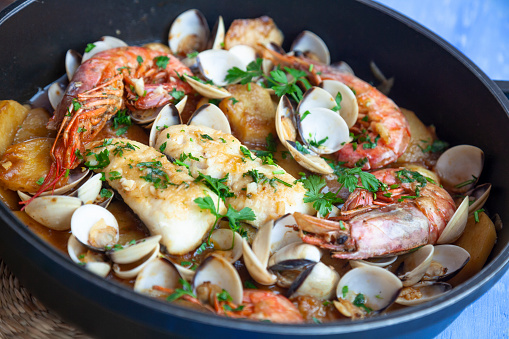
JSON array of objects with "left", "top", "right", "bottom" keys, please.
[
  {"left": 85, "top": 139, "right": 225, "bottom": 255},
  {"left": 155, "top": 125, "right": 313, "bottom": 227}
]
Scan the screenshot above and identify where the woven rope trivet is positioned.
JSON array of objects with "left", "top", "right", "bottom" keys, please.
[{"left": 0, "top": 260, "right": 91, "bottom": 339}]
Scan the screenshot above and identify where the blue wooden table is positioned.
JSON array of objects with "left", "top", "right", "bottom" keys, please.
[{"left": 373, "top": 1, "right": 509, "bottom": 338}]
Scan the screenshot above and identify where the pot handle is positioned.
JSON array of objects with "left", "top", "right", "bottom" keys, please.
[{"left": 495, "top": 80, "right": 509, "bottom": 100}]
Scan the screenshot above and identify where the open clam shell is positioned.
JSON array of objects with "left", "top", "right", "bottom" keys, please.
[
  {"left": 197, "top": 49, "right": 244, "bottom": 86},
  {"left": 112, "top": 243, "right": 160, "bottom": 280},
  {"left": 99, "top": 36, "right": 128, "bottom": 48},
  {"left": 396, "top": 245, "right": 434, "bottom": 287},
  {"left": 275, "top": 95, "right": 298, "bottom": 146},
  {"left": 210, "top": 229, "right": 243, "bottom": 263},
  {"left": 437, "top": 196, "right": 469, "bottom": 244},
  {"left": 349, "top": 256, "right": 398, "bottom": 269},
  {"left": 320, "top": 80, "right": 359, "bottom": 128},
  {"left": 228, "top": 45, "right": 257, "bottom": 69},
  {"left": 184, "top": 74, "right": 231, "bottom": 99},
  {"left": 67, "top": 235, "right": 111, "bottom": 278},
  {"left": 467, "top": 183, "right": 491, "bottom": 214},
  {"left": 242, "top": 238, "right": 277, "bottom": 286},
  {"left": 71, "top": 204, "right": 119, "bottom": 252},
  {"left": 297, "top": 86, "right": 336, "bottom": 116},
  {"left": 192, "top": 255, "right": 243, "bottom": 305},
  {"left": 291, "top": 30, "right": 330, "bottom": 65},
  {"left": 108, "top": 235, "right": 162, "bottom": 265},
  {"left": 48, "top": 81, "right": 66, "bottom": 110},
  {"left": 37, "top": 168, "right": 90, "bottom": 197},
  {"left": 65, "top": 49, "right": 82, "bottom": 81},
  {"left": 422, "top": 245, "right": 470, "bottom": 282},
  {"left": 287, "top": 262, "right": 339, "bottom": 300},
  {"left": 208, "top": 16, "right": 225, "bottom": 50},
  {"left": 187, "top": 103, "right": 231, "bottom": 134},
  {"left": 396, "top": 281, "right": 452, "bottom": 306},
  {"left": 25, "top": 195, "right": 83, "bottom": 231},
  {"left": 81, "top": 36, "right": 126, "bottom": 63},
  {"left": 337, "top": 265, "right": 402, "bottom": 313},
  {"left": 134, "top": 257, "right": 183, "bottom": 295},
  {"left": 71, "top": 173, "right": 103, "bottom": 204},
  {"left": 169, "top": 9, "right": 209, "bottom": 56},
  {"left": 286, "top": 141, "right": 333, "bottom": 174},
  {"left": 268, "top": 243, "right": 321, "bottom": 267},
  {"left": 435, "top": 145, "right": 484, "bottom": 193},
  {"left": 148, "top": 104, "right": 182, "bottom": 148}
]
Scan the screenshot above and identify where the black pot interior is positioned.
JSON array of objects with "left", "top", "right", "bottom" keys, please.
[{"left": 0, "top": 0, "right": 508, "bottom": 337}]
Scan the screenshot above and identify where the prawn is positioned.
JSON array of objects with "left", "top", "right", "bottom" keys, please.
[
  {"left": 294, "top": 168, "right": 456, "bottom": 259},
  {"left": 30, "top": 46, "right": 193, "bottom": 201},
  {"left": 215, "top": 289, "right": 304, "bottom": 323},
  {"left": 262, "top": 48, "right": 411, "bottom": 170}
]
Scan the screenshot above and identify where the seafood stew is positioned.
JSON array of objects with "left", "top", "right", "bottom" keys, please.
[{"left": 0, "top": 0, "right": 506, "bottom": 336}]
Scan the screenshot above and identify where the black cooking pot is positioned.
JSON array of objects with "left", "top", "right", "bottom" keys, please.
[{"left": 0, "top": 0, "right": 508, "bottom": 338}]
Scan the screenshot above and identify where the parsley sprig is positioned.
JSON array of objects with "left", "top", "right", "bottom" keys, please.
[
  {"left": 302, "top": 175, "right": 343, "bottom": 216},
  {"left": 167, "top": 279, "right": 196, "bottom": 302}
]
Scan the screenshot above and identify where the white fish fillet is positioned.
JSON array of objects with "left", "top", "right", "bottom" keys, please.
[
  {"left": 155, "top": 125, "right": 314, "bottom": 227},
  {"left": 85, "top": 139, "right": 225, "bottom": 255}
]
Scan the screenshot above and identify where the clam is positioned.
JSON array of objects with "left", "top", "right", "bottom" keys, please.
[
  {"left": 187, "top": 103, "right": 232, "bottom": 134},
  {"left": 96, "top": 189, "right": 114, "bottom": 209},
  {"left": 467, "top": 183, "right": 491, "bottom": 214},
  {"left": 175, "top": 264, "right": 196, "bottom": 283},
  {"left": 71, "top": 173, "right": 103, "bottom": 204},
  {"left": 435, "top": 145, "right": 484, "bottom": 193},
  {"left": 65, "top": 49, "right": 82, "bottom": 81},
  {"left": 268, "top": 242, "right": 322, "bottom": 267},
  {"left": 242, "top": 238, "right": 277, "bottom": 285},
  {"left": 297, "top": 86, "right": 336, "bottom": 115},
  {"left": 422, "top": 245, "right": 470, "bottom": 282},
  {"left": 291, "top": 31, "right": 330, "bottom": 65},
  {"left": 143, "top": 42, "right": 172, "bottom": 54},
  {"left": 99, "top": 36, "right": 128, "bottom": 48},
  {"left": 168, "top": 9, "right": 209, "bottom": 56},
  {"left": 349, "top": 256, "right": 398, "bottom": 269},
  {"left": 148, "top": 104, "right": 182, "bottom": 148},
  {"left": 108, "top": 235, "right": 162, "bottom": 265},
  {"left": 336, "top": 266, "right": 402, "bottom": 314},
  {"left": 228, "top": 45, "right": 257, "bottom": 69},
  {"left": 183, "top": 74, "right": 231, "bottom": 99},
  {"left": 320, "top": 80, "right": 359, "bottom": 128},
  {"left": 39, "top": 168, "right": 90, "bottom": 196},
  {"left": 134, "top": 257, "right": 182, "bottom": 295},
  {"left": 196, "top": 49, "right": 244, "bottom": 86},
  {"left": 192, "top": 255, "right": 243, "bottom": 304},
  {"left": 208, "top": 16, "right": 225, "bottom": 50},
  {"left": 48, "top": 81, "right": 66, "bottom": 110},
  {"left": 370, "top": 61, "right": 395, "bottom": 95},
  {"left": 437, "top": 196, "right": 469, "bottom": 244},
  {"left": 396, "top": 245, "right": 434, "bottom": 287},
  {"left": 209, "top": 229, "right": 243, "bottom": 263},
  {"left": 67, "top": 235, "right": 111, "bottom": 277},
  {"left": 330, "top": 61, "right": 355, "bottom": 75},
  {"left": 24, "top": 195, "right": 83, "bottom": 231},
  {"left": 71, "top": 204, "right": 119, "bottom": 251},
  {"left": 112, "top": 243, "right": 160, "bottom": 279},
  {"left": 81, "top": 36, "right": 125, "bottom": 63},
  {"left": 286, "top": 141, "right": 333, "bottom": 174},
  {"left": 396, "top": 281, "right": 452, "bottom": 306},
  {"left": 286, "top": 262, "right": 339, "bottom": 300},
  {"left": 297, "top": 107, "right": 350, "bottom": 154}
]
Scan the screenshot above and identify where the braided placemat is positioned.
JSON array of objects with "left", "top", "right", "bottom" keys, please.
[{"left": 0, "top": 260, "right": 91, "bottom": 339}]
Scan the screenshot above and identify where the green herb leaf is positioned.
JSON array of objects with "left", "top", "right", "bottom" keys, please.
[
  {"left": 85, "top": 149, "right": 110, "bottom": 170},
  {"left": 84, "top": 43, "right": 95, "bottom": 53},
  {"left": 167, "top": 279, "right": 196, "bottom": 302},
  {"left": 100, "top": 188, "right": 112, "bottom": 198},
  {"left": 302, "top": 175, "right": 343, "bottom": 216},
  {"left": 154, "top": 55, "right": 170, "bottom": 69},
  {"left": 136, "top": 55, "right": 143, "bottom": 65}
]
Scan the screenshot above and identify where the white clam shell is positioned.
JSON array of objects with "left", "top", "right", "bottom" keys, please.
[
  {"left": 82, "top": 40, "right": 113, "bottom": 63},
  {"left": 286, "top": 141, "right": 334, "bottom": 174},
  {"left": 467, "top": 183, "right": 491, "bottom": 214},
  {"left": 184, "top": 74, "right": 231, "bottom": 99},
  {"left": 396, "top": 245, "right": 434, "bottom": 287},
  {"left": 268, "top": 242, "right": 321, "bottom": 267},
  {"left": 435, "top": 145, "right": 484, "bottom": 193},
  {"left": 228, "top": 45, "right": 257, "bottom": 69},
  {"left": 287, "top": 262, "right": 339, "bottom": 300},
  {"left": 112, "top": 243, "right": 160, "bottom": 279},
  {"left": 242, "top": 238, "right": 277, "bottom": 285},
  {"left": 209, "top": 16, "right": 225, "bottom": 50},
  {"left": 320, "top": 80, "right": 359, "bottom": 128},
  {"left": 197, "top": 49, "right": 244, "bottom": 86},
  {"left": 134, "top": 257, "right": 182, "bottom": 295},
  {"left": 423, "top": 245, "right": 470, "bottom": 282},
  {"left": 175, "top": 264, "right": 196, "bottom": 283},
  {"left": 39, "top": 168, "right": 90, "bottom": 196},
  {"left": 74, "top": 173, "right": 103, "bottom": 204},
  {"left": 71, "top": 204, "right": 119, "bottom": 251},
  {"left": 193, "top": 255, "right": 243, "bottom": 305},
  {"left": 25, "top": 195, "right": 83, "bottom": 231},
  {"left": 275, "top": 95, "right": 298, "bottom": 146},
  {"left": 109, "top": 235, "right": 162, "bottom": 264},
  {"left": 48, "top": 81, "right": 66, "bottom": 110},
  {"left": 210, "top": 229, "right": 243, "bottom": 263},
  {"left": 437, "top": 196, "right": 469, "bottom": 244},
  {"left": 396, "top": 281, "right": 452, "bottom": 306},
  {"left": 291, "top": 30, "right": 330, "bottom": 65},
  {"left": 67, "top": 235, "right": 111, "bottom": 278},
  {"left": 349, "top": 256, "right": 398, "bottom": 269},
  {"left": 99, "top": 36, "right": 128, "bottom": 48},
  {"left": 148, "top": 104, "right": 182, "bottom": 148},
  {"left": 337, "top": 265, "right": 402, "bottom": 312},
  {"left": 297, "top": 86, "right": 336, "bottom": 116},
  {"left": 169, "top": 9, "right": 209, "bottom": 56},
  {"left": 188, "top": 103, "right": 231, "bottom": 134},
  {"left": 298, "top": 107, "right": 350, "bottom": 154},
  {"left": 65, "top": 49, "right": 82, "bottom": 81}
]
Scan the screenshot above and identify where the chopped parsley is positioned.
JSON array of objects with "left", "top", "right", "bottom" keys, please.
[
  {"left": 112, "top": 142, "right": 138, "bottom": 157},
  {"left": 418, "top": 139, "right": 449, "bottom": 153},
  {"left": 36, "top": 176, "right": 45, "bottom": 185},
  {"left": 84, "top": 43, "right": 95, "bottom": 53},
  {"left": 186, "top": 51, "right": 199, "bottom": 59},
  {"left": 159, "top": 142, "right": 167, "bottom": 153},
  {"left": 240, "top": 146, "right": 255, "bottom": 161},
  {"left": 137, "top": 161, "right": 172, "bottom": 189},
  {"left": 342, "top": 285, "right": 348, "bottom": 298},
  {"left": 395, "top": 169, "right": 434, "bottom": 196},
  {"left": 201, "top": 134, "right": 214, "bottom": 141},
  {"left": 455, "top": 175, "right": 477, "bottom": 189},
  {"left": 167, "top": 279, "right": 196, "bottom": 302},
  {"left": 331, "top": 91, "right": 343, "bottom": 112},
  {"left": 112, "top": 109, "right": 132, "bottom": 136},
  {"left": 244, "top": 281, "right": 257, "bottom": 289},
  {"left": 302, "top": 175, "right": 343, "bottom": 216},
  {"left": 353, "top": 293, "right": 372, "bottom": 313},
  {"left": 301, "top": 110, "right": 311, "bottom": 121},
  {"left": 85, "top": 149, "right": 110, "bottom": 170},
  {"left": 136, "top": 55, "right": 143, "bottom": 65},
  {"left": 100, "top": 188, "right": 112, "bottom": 198},
  {"left": 154, "top": 55, "right": 169, "bottom": 69},
  {"left": 474, "top": 208, "right": 485, "bottom": 223},
  {"left": 169, "top": 88, "right": 185, "bottom": 101},
  {"left": 72, "top": 98, "right": 82, "bottom": 112},
  {"left": 229, "top": 97, "right": 239, "bottom": 105},
  {"left": 109, "top": 171, "right": 122, "bottom": 180}
]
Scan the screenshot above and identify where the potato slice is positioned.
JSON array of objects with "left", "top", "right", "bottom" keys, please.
[
  {"left": 224, "top": 16, "right": 284, "bottom": 53},
  {"left": 397, "top": 109, "right": 436, "bottom": 164},
  {"left": 449, "top": 212, "right": 497, "bottom": 286},
  {"left": 0, "top": 137, "right": 65, "bottom": 192},
  {"left": 0, "top": 100, "right": 30, "bottom": 158},
  {"left": 219, "top": 83, "right": 276, "bottom": 147},
  {"left": 13, "top": 107, "right": 56, "bottom": 144}
]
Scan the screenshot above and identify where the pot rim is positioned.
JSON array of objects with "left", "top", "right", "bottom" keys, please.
[{"left": 0, "top": 0, "right": 508, "bottom": 335}]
